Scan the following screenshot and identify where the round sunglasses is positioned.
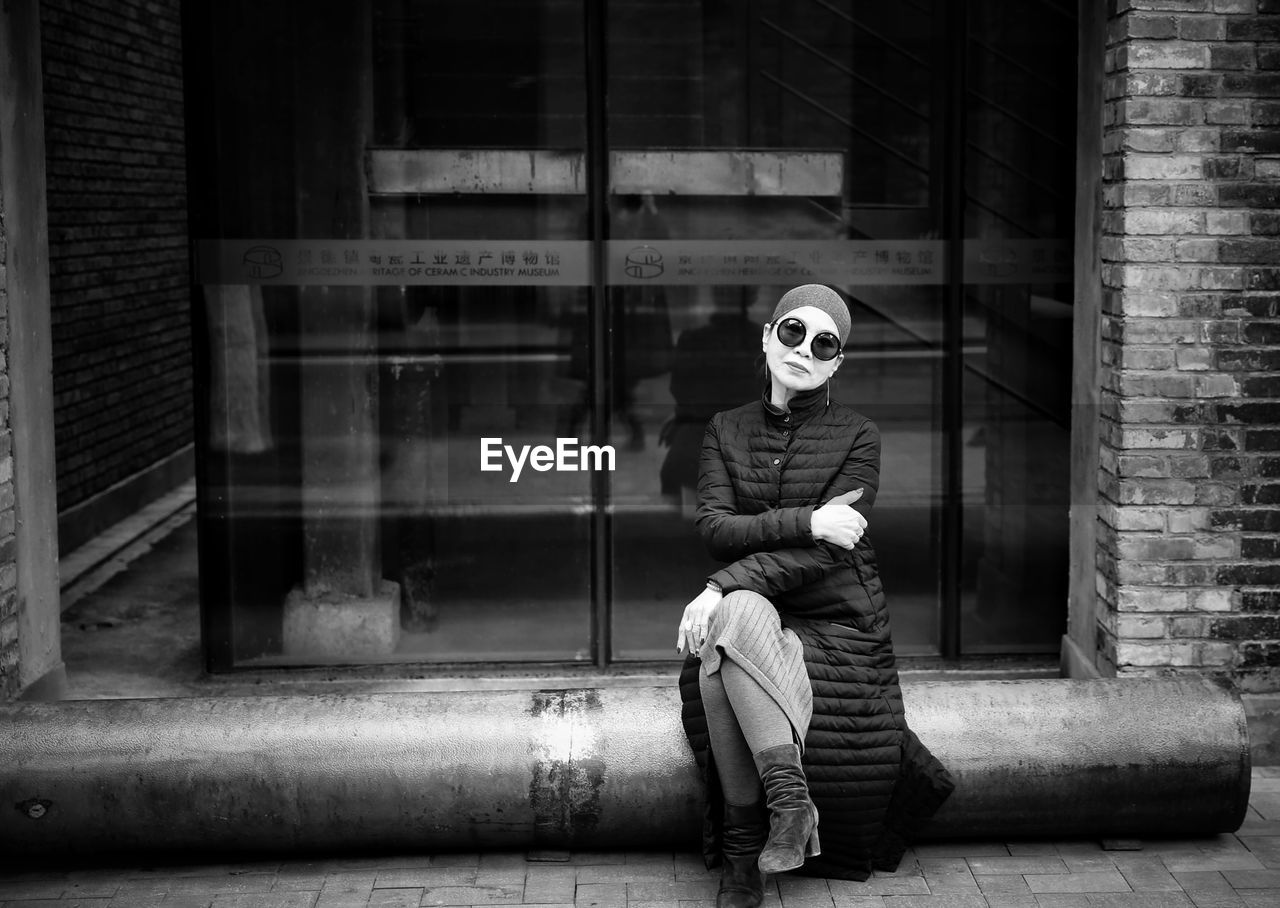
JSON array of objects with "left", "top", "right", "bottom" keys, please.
[{"left": 772, "top": 317, "right": 843, "bottom": 361}]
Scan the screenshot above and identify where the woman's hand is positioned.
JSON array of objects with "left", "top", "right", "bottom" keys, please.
[
  {"left": 676, "top": 586, "right": 723, "bottom": 655},
  {"left": 810, "top": 488, "right": 868, "bottom": 550}
]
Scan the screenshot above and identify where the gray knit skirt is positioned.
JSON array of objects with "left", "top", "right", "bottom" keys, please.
[{"left": 697, "top": 589, "right": 813, "bottom": 748}]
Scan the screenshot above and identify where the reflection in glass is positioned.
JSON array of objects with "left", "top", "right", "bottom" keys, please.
[
  {"left": 960, "top": 0, "right": 1075, "bottom": 653},
  {"left": 192, "top": 0, "right": 592, "bottom": 667},
  {"left": 607, "top": 2, "right": 945, "bottom": 660},
  {"left": 191, "top": 0, "right": 1076, "bottom": 670}
]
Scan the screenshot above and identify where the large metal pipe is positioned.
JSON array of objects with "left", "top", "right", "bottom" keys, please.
[{"left": 0, "top": 679, "right": 1248, "bottom": 855}]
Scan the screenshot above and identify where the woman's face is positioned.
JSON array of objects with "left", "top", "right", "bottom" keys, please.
[{"left": 762, "top": 305, "right": 844, "bottom": 398}]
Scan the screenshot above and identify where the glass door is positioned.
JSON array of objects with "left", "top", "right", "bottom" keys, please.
[
  {"left": 603, "top": 0, "right": 1076, "bottom": 662},
  {"left": 606, "top": 1, "right": 948, "bottom": 659},
  {"left": 188, "top": 0, "right": 598, "bottom": 667},
  {"left": 367, "top": 0, "right": 595, "bottom": 662}
]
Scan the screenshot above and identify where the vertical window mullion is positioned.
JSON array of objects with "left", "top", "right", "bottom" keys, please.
[
  {"left": 941, "top": 0, "right": 968, "bottom": 660},
  {"left": 584, "top": 0, "right": 611, "bottom": 668}
]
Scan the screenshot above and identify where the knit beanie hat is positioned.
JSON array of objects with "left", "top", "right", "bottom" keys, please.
[{"left": 770, "top": 284, "right": 851, "bottom": 345}]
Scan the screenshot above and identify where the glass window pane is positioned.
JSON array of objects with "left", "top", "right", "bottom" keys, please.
[
  {"left": 960, "top": 0, "right": 1076, "bottom": 654},
  {"left": 192, "top": 0, "right": 593, "bottom": 667},
  {"left": 606, "top": 1, "right": 945, "bottom": 660}
]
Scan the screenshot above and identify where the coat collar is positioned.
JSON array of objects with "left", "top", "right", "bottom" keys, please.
[{"left": 761, "top": 382, "right": 829, "bottom": 426}]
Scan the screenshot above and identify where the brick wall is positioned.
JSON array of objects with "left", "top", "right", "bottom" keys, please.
[
  {"left": 1099, "top": 0, "right": 1280, "bottom": 691},
  {"left": 0, "top": 187, "right": 15, "bottom": 699},
  {"left": 40, "top": 0, "right": 191, "bottom": 514}
]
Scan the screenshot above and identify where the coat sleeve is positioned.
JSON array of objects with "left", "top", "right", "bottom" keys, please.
[
  {"left": 821, "top": 416, "right": 881, "bottom": 519},
  {"left": 708, "top": 541, "right": 853, "bottom": 597},
  {"left": 695, "top": 414, "right": 816, "bottom": 561},
  {"left": 705, "top": 414, "right": 882, "bottom": 597}
]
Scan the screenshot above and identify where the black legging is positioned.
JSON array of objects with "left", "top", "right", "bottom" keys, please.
[{"left": 698, "top": 658, "right": 794, "bottom": 806}]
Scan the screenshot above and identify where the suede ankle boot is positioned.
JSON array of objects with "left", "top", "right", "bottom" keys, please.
[
  {"left": 752, "top": 743, "right": 820, "bottom": 874},
  {"left": 718, "top": 802, "right": 767, "bottom": 908}
]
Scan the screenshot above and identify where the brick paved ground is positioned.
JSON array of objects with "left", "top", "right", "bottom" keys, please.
[{"left": 1, "top": 768, "right": 1277, "bottom": 908}]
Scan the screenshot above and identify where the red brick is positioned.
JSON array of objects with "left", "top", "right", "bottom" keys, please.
[
  {"left": 1226, "top": 17, "right": 1280, "bottom": 39},
  {"left": 1211, "top": 43, "right": 1258, "bottom": 69},
  {"left": 1211, "top": 0, "right": 1256, "bottom": 12},
  {"left": 1123, "top": 209, "right": 1209, "bottom": 237},
  {"left": 1121, "top": 99, "right": 1206, "bottom": 125},
  {"left": 1170, "top": 453, "right": 1214, "bottom": 477},
  {"left": 1126, "top": 154, "right": 1206, "bottom": 179},
  {"left": 1122, "top": 128, "right": 1179, "bottom": 152},
  {"left": 1207, "top": 100, "right": 1252, "bottom": 124},
  {"left": 1175, "top": 127, "right": 1222, "bottom": 152},
  {"left": 1117, "top": 0, "right": 1211, "bottom": 10},
  {"left": 1206, "top": 210, "right": 1250, "bottom": 234},
  {"left": 1222, "top": 238, "right": 1280, "bottom": 263},
  {"left": 1174, "top": 183, "right": 1219, "bottom": 206},
  {"left": 1222, "top": 129, "right": 1280, "bottom": 154},
  {"left": 1249, "top": 268, "right": 1280, "bottom": 290},
  {"left": 1123, "top": 40, "right": 1211, "bottom": 69},
  {"left": 1175, "top": 238, "right": 1221, "bottom": 262},
  {"left": 1204, "top": 155, "right": 1246, "bottom": 179},
  {"left": 1180, "top": 15, "right": 1229, "bottom": 38},
  {"left": 1215, "top": 508, "right": 1280, "bottom": 530},
  {"left": 1179, "top": 294, "right": 1224, "bottom": 317}
]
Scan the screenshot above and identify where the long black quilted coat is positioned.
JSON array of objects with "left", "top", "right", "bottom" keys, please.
[{"left": 678, "top": 384, "right": 954, "bottom": 881}]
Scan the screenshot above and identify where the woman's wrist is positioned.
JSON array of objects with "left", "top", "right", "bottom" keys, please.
[
  {"left": 705, "top": 580, "right": 722, "bottom": 594},
  {"left": 810, "top": 509, "right": 828, "bottom": 543}
]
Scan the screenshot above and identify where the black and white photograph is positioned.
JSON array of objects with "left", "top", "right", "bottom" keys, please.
[{"left": 1, "top": 0, "right": 1279, "bottom": 905}]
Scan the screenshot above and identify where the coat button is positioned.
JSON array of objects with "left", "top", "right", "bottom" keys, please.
[{"left": 773, "top": 458, "right": 781, "bottom": 465}]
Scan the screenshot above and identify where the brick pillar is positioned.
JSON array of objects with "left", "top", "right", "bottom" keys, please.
[
  {"left": 1094, "top": 0, "right": 1280, "bottom": 701},
  {"left": 0, "top": 0, "right": 61, "bottom": 699}
]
